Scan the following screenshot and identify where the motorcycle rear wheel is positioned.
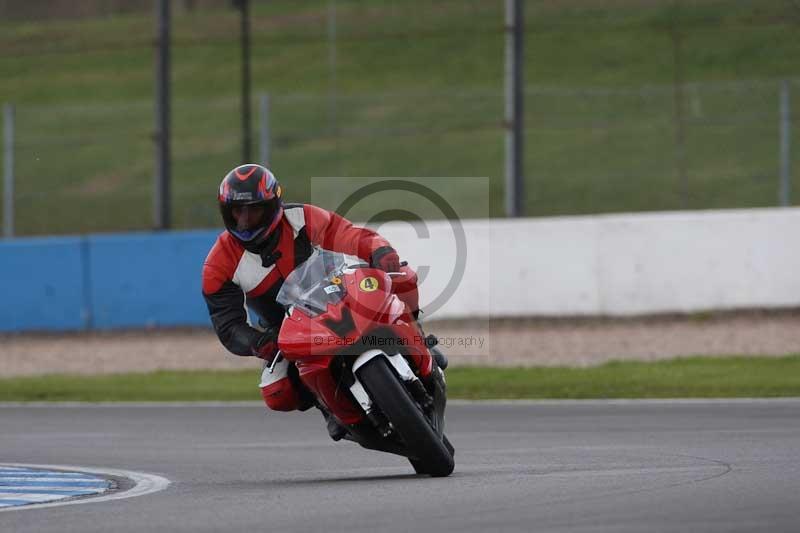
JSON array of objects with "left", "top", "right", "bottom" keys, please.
[{"left": 358, "top": 356, "right": 454, "bottom": 477}]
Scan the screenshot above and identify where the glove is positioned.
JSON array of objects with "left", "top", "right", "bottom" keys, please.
[
  {"left": 370, "top": 246, "right": 401, "bottom": 272},
  {"left": 252, "top": 326, "right": 279, "bottom": 362}
]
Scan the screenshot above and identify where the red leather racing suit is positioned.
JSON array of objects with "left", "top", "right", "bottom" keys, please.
[{"left": 202, "top": 203, "right": 419, "bottom": 411}]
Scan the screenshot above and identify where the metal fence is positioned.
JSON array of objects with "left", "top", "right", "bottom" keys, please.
[
  {"left": 1, "top": 0, "right": 798, "bottom": 236},
  {"left": 2, "top": 79, "right": 797, "bottom": 236}
]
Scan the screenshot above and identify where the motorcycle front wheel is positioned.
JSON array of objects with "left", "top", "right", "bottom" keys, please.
[{"left": 357, "top": 356, "right": 454, "bottom": 477}]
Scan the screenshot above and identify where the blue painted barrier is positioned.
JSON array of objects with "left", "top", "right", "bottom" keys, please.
[
  {"left": 0, "top": 230, "right": 222, "bottom": 332},
  {"left": 0, "top": 236, "right": 87, "bottom": 332},
  {"left": 87, "top": 230, "right": 219, "bottom": 329}
]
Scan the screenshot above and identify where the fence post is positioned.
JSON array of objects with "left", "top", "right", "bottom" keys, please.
[
  {"left": 327, "top": 0, "right": 337, "bottom": 133},
  {"left": 154, "top": 0, "right": 171, "bottom": 230},
  {"left": 670, "top": 8, "right": 688, "bottom": 209},
  {"left": 259, "top": 92, "right": 270, "bottom": 166},
  {"left": 3, "top": 103, "right": 14, "bottom": 238},
  {"left": 327, "top": 0, "right": 340, "bottom": 174},
  {"left": 504, "top": 0, "right": 524, "bottom": 217},
  {"left": 779, "top": 80, "right": 791, "bottom": 206}
]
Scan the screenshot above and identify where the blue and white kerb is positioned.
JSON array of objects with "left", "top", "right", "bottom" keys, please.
[{"left": 0, "top": 466, "right": 111, "bottom": 508}]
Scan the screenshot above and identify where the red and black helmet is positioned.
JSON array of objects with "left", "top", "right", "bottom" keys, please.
[{"left": 218, "top": 164, "right": 283, "bottom": 246}]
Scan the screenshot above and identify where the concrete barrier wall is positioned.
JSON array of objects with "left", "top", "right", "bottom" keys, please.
[
  {"left": 379, "top": 207, "right": 800, "bottom": 318},
  {"left": 0, "top": 207, "right": 797, "bottom": 332}
]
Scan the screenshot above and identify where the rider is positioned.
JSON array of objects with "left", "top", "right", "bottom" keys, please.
[{"left": 202, "top": 164, "right": 445, "bottom": 437}]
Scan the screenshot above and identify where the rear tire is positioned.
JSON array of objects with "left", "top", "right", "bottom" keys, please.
[{"left": 358, "top": 356, "right": 454, "bottom": 477}]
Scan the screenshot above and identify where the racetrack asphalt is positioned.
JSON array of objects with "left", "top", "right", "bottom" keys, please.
[{"left": 0, "top": 400, "right": 798, "bottom": 532}]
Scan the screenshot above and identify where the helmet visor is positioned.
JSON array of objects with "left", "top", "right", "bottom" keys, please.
[{"left": 225, "top": 198, "right": 281, "bottom": 242}]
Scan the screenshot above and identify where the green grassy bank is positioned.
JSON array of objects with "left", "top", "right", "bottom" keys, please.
[{"left": 2, "top": 356, "right": 799, "bottom": 402}]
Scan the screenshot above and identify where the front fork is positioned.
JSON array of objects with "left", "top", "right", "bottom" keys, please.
[{"left": 349, "top": 349, "right": 443, "bottom": 438}]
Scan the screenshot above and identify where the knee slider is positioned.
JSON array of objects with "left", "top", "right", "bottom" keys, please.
[{"left": 260, "top": 377, "right": 301, "bottom": 412}]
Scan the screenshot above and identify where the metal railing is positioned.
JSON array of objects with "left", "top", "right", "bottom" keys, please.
[{"left": 1, "top": 79, "right": 796, "bottom": 237}]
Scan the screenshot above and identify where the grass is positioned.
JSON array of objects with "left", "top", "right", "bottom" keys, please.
[
  {"left": 1, "top": 0, "right": 800, "bottom": 234},
  {"left": 1, "top": 356, "right": 799, "bottom": 402}
]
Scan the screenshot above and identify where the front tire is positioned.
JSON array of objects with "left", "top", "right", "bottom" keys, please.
[
  {"left": 358, "top": 356, "right": 454, "bottom": 477},
  {"left": 409, "top": 457, "right": 427, "bottom": 475}
]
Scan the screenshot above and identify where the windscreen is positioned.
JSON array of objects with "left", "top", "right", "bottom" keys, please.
[{"left": 276, "top": 248, "right": 368, "bottom": 317}]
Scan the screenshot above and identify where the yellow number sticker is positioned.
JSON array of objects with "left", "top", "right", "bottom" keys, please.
[{"left": 359, "top": 276, "right": 379, "bottom": 292}]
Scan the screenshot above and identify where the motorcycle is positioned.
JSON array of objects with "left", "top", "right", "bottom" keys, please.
[{"left": 267, "top": 248, "right": 455, "bottom": 477}]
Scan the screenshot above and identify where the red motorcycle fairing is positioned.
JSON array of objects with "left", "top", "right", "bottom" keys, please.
[{"left": 278, "top": 267, "right": 434, "bottom": 425}]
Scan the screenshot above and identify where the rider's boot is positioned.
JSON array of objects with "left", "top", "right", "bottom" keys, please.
[
  {"left": 428, "top": 340, "right": 448, "bottom": 370},
  {"left": 319, "top": 406, "right": 348, "bottom": 441},
  {"left": 413, "top": 310, "right": 448, "bottom": 370}
]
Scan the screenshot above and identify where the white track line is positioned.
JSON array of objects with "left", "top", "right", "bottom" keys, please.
[
  {"left": 0, "top": 398, "right": 799, "bottom": 408},
  {"left": 450, "top": 398, "right": 800, "bottom": 406},
  {"left": 0, "top": 401, "right": 265, "bottom": 408},
  {"left": 0, "top": 464, "right": 170, "bottom": 513}
]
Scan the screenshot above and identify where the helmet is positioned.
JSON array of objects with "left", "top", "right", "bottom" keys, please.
[{"left": 218, "top": 164, "right": 283, "bottom": 247}]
